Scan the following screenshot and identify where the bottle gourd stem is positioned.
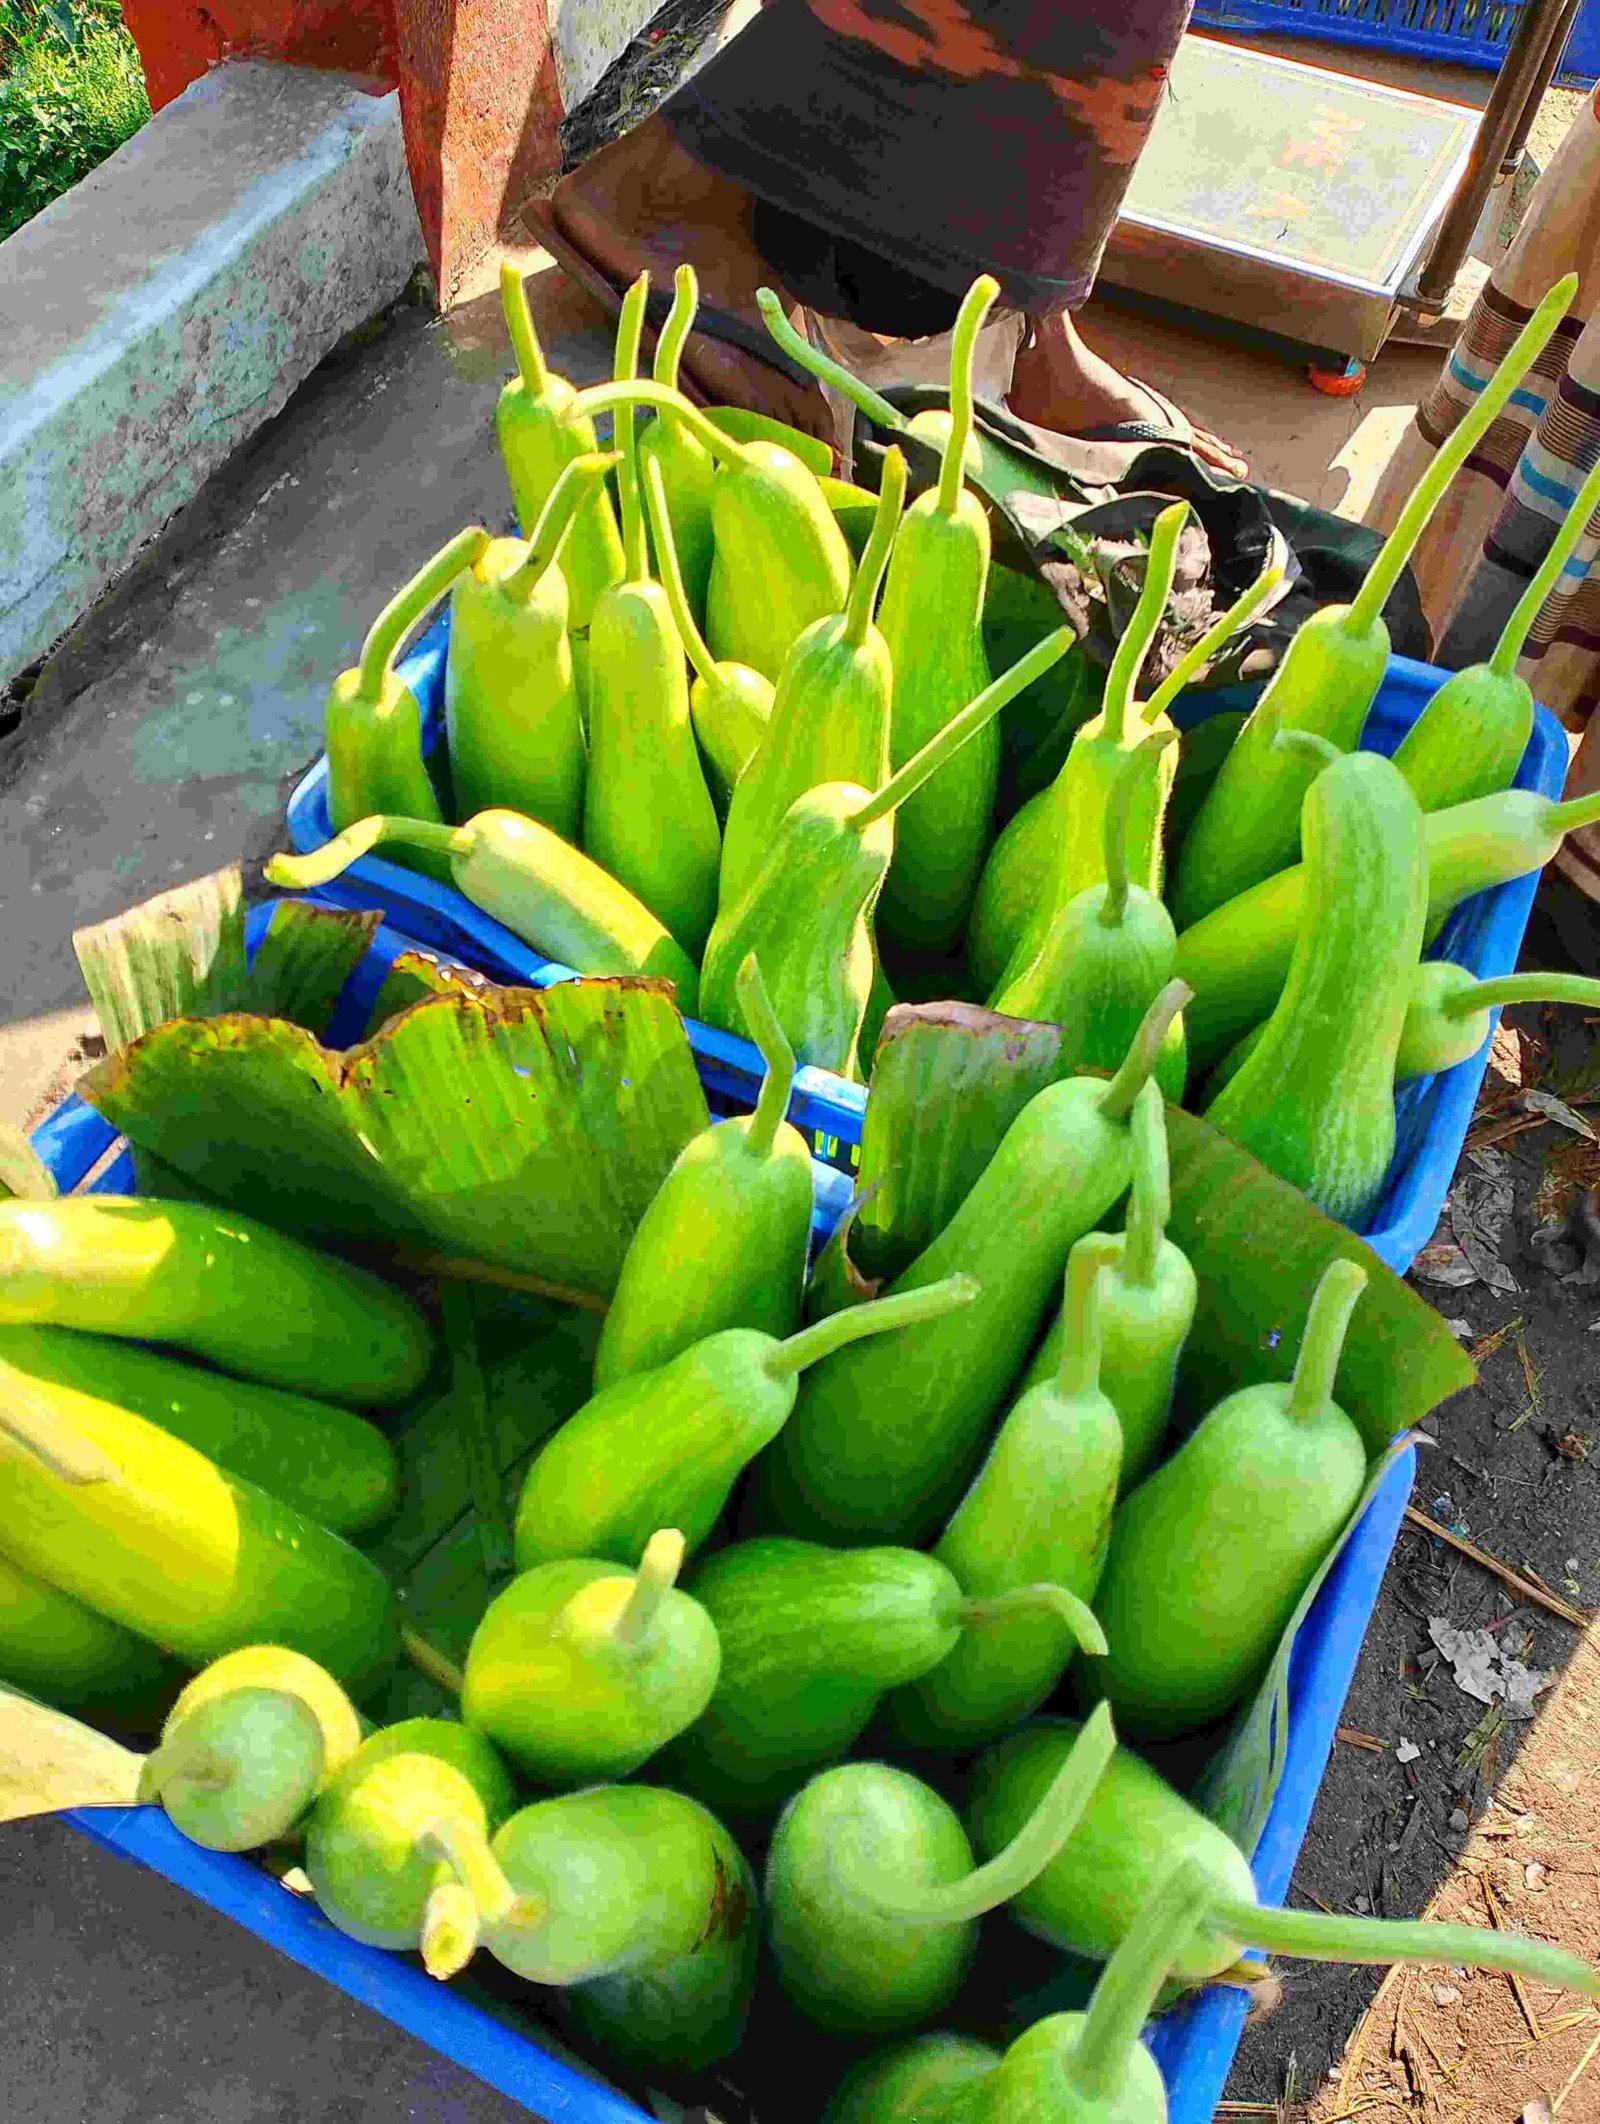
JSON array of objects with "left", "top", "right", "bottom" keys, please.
[
  {"left": 501, "top": 263, "right": 551, "bottom": 399},
  {"left": 653, "top": 265, "right": 697, "bottom": 389},
  {"left": 1100, "top": 503, "right": 1187, "bottom": 747},
  {"left": 266, "top": 816, "right": 467, "bottom": 892},
  {"left": 1346, "top": 274, "right": 1577, "bottom": 637},
  {"left": 400, "top": 1626, "right": 466, "bottom": 1699},
  {"left": 507, "top": 453, "right": 621, "bottom": 603},
  {"left": 563, "top": 380, "right": 744, "bottom": 463},
  {"left": 1096, "top": 980, "right": 1194, "bottom": 1123},
  {"left": 1552, "top": 789, "right": 1600, "bottom": 836},
  {"left": 764, "top": 1273, "right": 979, "bottom": 1378},
  {"left": 853, "top": 1704, "right": 1117, "bottom": 1926},
  {"left": 417, "top": 1816, "right": 531, "bottom": 1977},
  {"left": 1491, "top": 445, "right": 1600, "bottom": 677},
  {"left": 1286, "top": 1260, "right": 1367, "bottom": 1424},
  {"left": 138, "top": 1730, "right": 235, "bottom": 1800},
  {"left": 958, "top": 1582, "right": 1107, "bottom": 1659},
  {"left": 1069, "top": 1859, "right": 1211, "bottom": 2100},
  {"left": 615, "top": 1529, "right": 685, "bottom": 1649},
  {"left": 1120, "top": 1080, "right": 1171, "bottom": 1288},
  {"left": 736, "top": 955, "right": 799, "bottom": 1159},
  {"left": 1141, "top": 561, "right": 1285, "bottom": 726},
  {"left": 1054, "top": 1237, "right": 1117, "bottom": 1400},
  {"left": 936, "top": 276, "right": 998, "bottom": 518},
  {"left": 756, "top": 286, "right": 905, "bottom": 431},
  {"left": 641, "top": 455, "right": 719, "bottom": 689},
  {"left": 1447, "top": 971, "right": 1600, "bottom": 1016},
  {"left": 1099, "top": 732, "right": 1177, "bottom": 926},
  {"left": 612, "top": 274, "right": 651, "bottom": 584},
  {"left": 842, "top": 447, "right": 906, "bottom": 648},
  {"left": 848, "top": 626, "right": 1078, "bottom": 833},
  {"left": 1208, "top": 1892, "right": 1600, "bottom": 2000},
  {"left": 357, "top": 529, "right": 491, "bottom": 700}
]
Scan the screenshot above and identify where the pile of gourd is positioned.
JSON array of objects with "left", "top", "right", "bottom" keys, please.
[{"left": 277, "top": 263, "right": 1600, "bottom": 1242}]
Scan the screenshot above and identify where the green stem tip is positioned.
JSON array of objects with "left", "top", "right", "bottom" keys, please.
[
  {"left": 612, "top": 272, "right": 650, "bottom": 582},
  {"left": 736, "top": 954, "right": 799, "bottom": 1159},
  {"left": 513, "top": 451, "right": 622, "bottom": 595},
  {"left": 936, "top": 274, "right": 999, "bottom": 517},
  {"left": 500, "top": 263, "right": 550, "bottom": 399},
  {"left": 843, "top": 445, "right": 906, "bottom": 647},
  {"left": 1099, "top": 730, "right": 1178, "bottom": 927},
  {"left": 959, "top": 1580, "right": 1108, "bottom": 1660},
  {"left": 615, "top": 1528, "right": 685, "bottom": 1648},
  {"left": 755, "top": 287, "right": 905, "bottom": 431},
  {"left": 357, "top": 528, "right": 492, "bottom": 699},
  {"left": 765, "top": 1272, "right": 979, "bottom": 1378},
  {"left": 1120, "top": 1080, "right": 1171, "bottom": 1288},
  {"left": 1102, "top": 504, "right": 1188, "bottom": 746},
  {"left": 563, "top": 379, "right": 743, "bottom": 464},
  {"left": 1054, "top": 1235, "right": 1118, "bottom": 1402},
  {"left": 652, "top": 264, "right": 698, "bottom": 390},
  {"left": 1097, "top": 980, "right": 1193, "bottom": 1123},
  {"left": 1286, "top": 1258, "right": 1367, "bottom": 1423},
  {"left": 401, "top": 1625, "right": 465, "bottom": 1700},
  {"left": 265, "top": 816, "right": 467, "bottom": 893},
  {"left": 1445, "top": 970, "right": 1600, "bottom": 1017}
]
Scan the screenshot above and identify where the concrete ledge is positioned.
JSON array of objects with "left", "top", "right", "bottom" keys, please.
[{"left": 0, "top": 60, "right": 425, "bottom": 688}]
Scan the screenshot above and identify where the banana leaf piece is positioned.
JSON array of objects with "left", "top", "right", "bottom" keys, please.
[
  {"left": 74, "top": 868, "right": 249, "bottom": 1051},
  {"left": 360, "top": 949, "right": 501, "bottom": 1040},
  {"left": 0, "top": 1120, "right": 57, "bottom": 1201},
  {"left": 0, "top": 1686, "right": 143, "bottom": 1822},
  {"left": 79, "top": 979, "right": 710, "bottom": 1303},
  {"left": 244, "top": 900, "right": 381, "bottom": 1032}
]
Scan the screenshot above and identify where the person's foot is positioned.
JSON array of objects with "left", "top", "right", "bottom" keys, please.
[
  {"left": 550, "top": 114, "right": 830, "bottom": 435},
  {"left": 1009, "top": 309, "right": 1249, "bottom": 479}
]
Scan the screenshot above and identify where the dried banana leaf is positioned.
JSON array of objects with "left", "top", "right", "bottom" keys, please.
[
  {"left": 0, "top": 1686, "right": 143, "bottom": 1821},
  {"left": 74, "top": 868, "right": 249, "bottom": 1051},
  {"left": 0, "top": 1120, "right": 57, "bottom": 1201}
]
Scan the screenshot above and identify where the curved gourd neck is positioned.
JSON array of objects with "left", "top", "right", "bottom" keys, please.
[
  {"left": 1285, "top": 1259, "right": 1367, "bottom": 1424},
  {"left": 1445, "top": 970, "right": 1600, "bottom": 1016},
  {"left": 652, "top": 264, "right": 697, "bottom": 390},
  {"left": 1068, "top": 1858, "right": 1211, "bottom": 2101},
  {"left": 611, "top": 274, "right": 651, "bottom": 583},
  {"left": 935, "top": 276, "right": 998, "bottom": 518},
  {"left": 357, "top": 529, "right": 491, "bottom": 699},
  {"left": 735, "top": 955, "right": 799, "bottom": 1158},
  {"left": 641, "top": 452, "right": 720, "bottom": 688},
  {"left": 265, "top": 816, "right": 468, "bottom": 892},
  {"left": 1141, "top": 558, "right": 1284, "bottom": 727},
  {"left": 1096, "top": 979, "right": 1193, "bottom": 1122},
  {"left": 1101, "top": 503, "right": 1187, "bottom": 745},
  {"left": 1098, "top": 731, "right": 1176, "bottom": 926},
  {"left": 1346, "top": 272, "right": 1576, "bottom": 636},
  {"left": 500, "top": 263, "right": 551, "bottom": 399},
  {"left": 507, "top": 453, "right": 620, "bottom": 603},
  {"left": 564, "top": 380, "right": 744, "bottom": 465},
  {"left": 841, "top": 447, "right": 906, "bottom": 647},
  {"left": 958, "top": 1583, "right": 1106, "bottom": 1658},
  {"left": 763, "top": 1273, "right": 978, "bottom": 1378},
  {"left": 849, "top": 1705, "right": 1116, "bottom": 1926},
  {"left": 1054, "top": 1236, "right": 1115, "bottom": 1400},
  {"left": 418, "top": 1816, "right": 541, "bottom": 1978},
  {"left": 612, "top": 1529, "right": 684, "bottom": 1650},
  {"left": 1551, "top": 788, "right": 1600, "bottom": 835},
  {"left": 755, "top": 286, "right": 904, "bottom": 430},
  {"left": 1492, "top": 443, "right": 1600, "bottom": 675},
  {"left": 1120, "top": 1079, "right": 1171, "bottom": 1287}
]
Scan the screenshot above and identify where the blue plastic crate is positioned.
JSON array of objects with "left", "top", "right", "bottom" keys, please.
[
  {"left": 52, "top": 654, "right": 1567, "bottom": 2119},
  {"left": 1190, "top": 0, "right": 1600, "bottom": 90}
]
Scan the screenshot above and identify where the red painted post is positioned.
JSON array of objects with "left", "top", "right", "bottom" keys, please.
[{"left": 119, "top": 0, "right": 398, "bottom": 112}]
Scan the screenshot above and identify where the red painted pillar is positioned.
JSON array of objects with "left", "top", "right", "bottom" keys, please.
[{"left": 119, "top": 0, "right": 398, "bottom": 111}]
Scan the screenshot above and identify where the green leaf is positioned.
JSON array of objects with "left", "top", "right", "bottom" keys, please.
[
  {"left": 73, "top": 867, "right": 248, "bottom": 1051},
  {"left": 0, "top": 1119, "right": 57, "bottom": 1200},
  {"left": 245, "top": 900, "right": 381, "bottom": 1037},
  {"left": 360, "top": 949, "right": 501, "bottom": 1042},
  {"left": 0, "top": 1685, "right": 143, "bottom": 1821},
  {"left": 1195, "top": 1433, "right": 1416, "bottom": 1853},
  {"left": 78, "top": 979, "right": 710, "bottom": 1302},
  {"left": 852, "top": 1001, "right": 1064, "bottom": 1281},
  {"left": 1163, "top": 1103, "right": 1475, "bottom": 1457}
]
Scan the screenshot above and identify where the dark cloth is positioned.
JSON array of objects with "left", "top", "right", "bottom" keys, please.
[{"left": 663, "top": 0, "right": 1194, "bottom": 323}]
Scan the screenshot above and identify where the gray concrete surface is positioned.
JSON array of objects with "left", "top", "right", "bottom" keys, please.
[{"left": 0, "top": 60, "right": 425, "bottom": 688}]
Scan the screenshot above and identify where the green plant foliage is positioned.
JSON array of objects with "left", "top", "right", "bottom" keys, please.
[{"left": 0, "top": 0, "right": 149, "bottom": 242}]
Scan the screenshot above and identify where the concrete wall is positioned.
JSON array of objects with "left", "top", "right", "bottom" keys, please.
[{"left": 0, "top": 61, "right": 426, "bottom": 691}]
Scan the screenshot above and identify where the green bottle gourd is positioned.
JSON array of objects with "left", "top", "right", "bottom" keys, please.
[
  {"left": 638, "top": 264, "right": 717, "bottom": 627},
  {"left": 1393, "top": 444, "right": 1600, "bottom": 810},
  {"left": 765, "top": 1706, "right": 1117, "bottom": 2036},
  {"left": 717, "top": 447, "right": 905, "bottom": 908},
  {"left": 978, "top": 546, "right": 1285, "bottom": 1004},
  {"left": 1021, "top": 1083, "right": 1196, "bottom": 1494},
  {"left": 972, "top": 1718, "right": 1600, "bottom": 1999},
  {"left": 0, "top": 1196, "right": 432, "bottom": 1406},
  {"left": 461, "top": 1528, "right": 720, "bottom": 1784},
  {"left": 748, "top": 979, "right": 1190, "bottom": 1546},
  {"left": 1172, "top": 273, "right": 1578, "bottom": 929},
  {"left": 561, "top": 373, "right": 853, "bottom": 685},
  {"left": 325, "top": 527, "right": 490, "bottom": 883},
  {"left": 992, "top": 732, "right": 1187, "bottom": 1100},
  {"left": 0, "top": 1323, "right": 399, "bottom": 1538},
  {"left": 699, "top": 625, "right": 1079, "bottom": 1078},
  {"left": 1176, "top": 781, "right": 1600, "bottom": 1067},
  {"left": 581, "top": 274, "right": 722, "bottom": 955},
  {"left": 514, "top": 1275, "right": 978, "bottom": 1570},
  {"left": 0, "top": 1373, "right": 400, "bottom": 1696},
  {"left": 874, "top": 276, "right": 1000, "bottom": 952},
  {"left": 444, "top": 452, "right": 618, "bottom": 836},
  {"left": 484, "top": 1783, "right": 760, "bottom": 2072},
  {"left": 660, "top": 1535, "right": 1101, "bottom": 1821},
  {"left": 1090, "top": 1258, "right": 1370, "bottom": 1739},
  {"left": 496, "top": 261, "right": 624, "bottom": 633},
  {"left": 1202, "top": 734, "right": 1426, "bottom": 1225},
  {"left": 593, "top": 954, "right": 813, "bottom": 1391},
  {"left": 823, "top": 1854, "right": 1211, "bottom": 2124},
  {"left": 306, "top": 1718, "right": 527, "bottom": 1978},
  {"left": 0, "top": 1550, "right": 181, "bottom": 1726},
  {"left": 1396, "top": 964, "right": 1600, "bottom": 1080},
  {"left": 882, "top": 1240, "right": 1121, "bottom": 1750},
  {"left": 267, "top": 807, "right": 701, "bottom": 1011},
  {"left": 640, "top": 448, "right": 774, "bottom": 813},
  {"left": 140, "top": 1645, "right": 362, "bottom": 1851}
]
